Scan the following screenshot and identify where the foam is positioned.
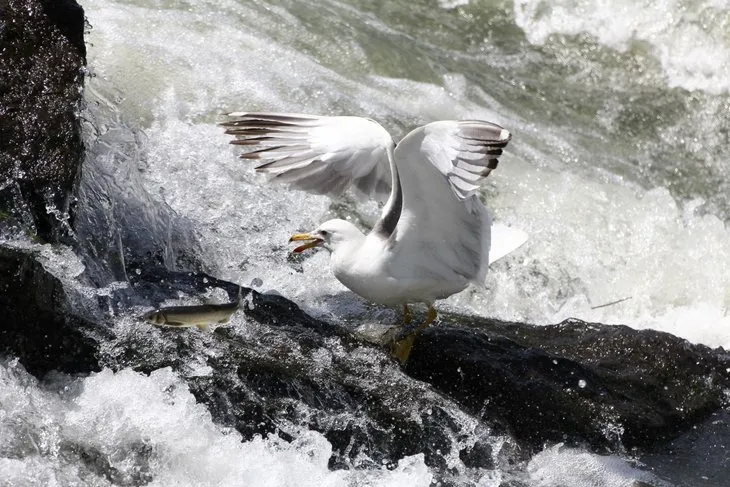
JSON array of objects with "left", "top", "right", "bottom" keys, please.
[
  {"left": 526, "top": 444, "right": 669, "bottom": 487},
  {"left": 438, "top": 0, "right": 471, "bottom": 9},
  {"left": 0, "top": 238, "right": 86, "bottom": 282},
  {"left": 448, "top": 164, "right": 730, "bottom": 349},
  {"left": 0, "top": 360, "right": 433, "bottom": 486},
  {"left": 513, "top": 0, "right": 730, "bottom": 94}
]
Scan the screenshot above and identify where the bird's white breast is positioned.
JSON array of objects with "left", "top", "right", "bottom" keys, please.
[{"left": 330, "top": 235, "right": 468, "bottom": 305}]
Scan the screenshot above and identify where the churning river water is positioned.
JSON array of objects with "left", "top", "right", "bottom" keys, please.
[{"left": 2, "top": 0, "right": 729, "bottom": 485}]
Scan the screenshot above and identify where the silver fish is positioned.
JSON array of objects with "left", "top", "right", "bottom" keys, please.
[{"left": 142, "top": 288, "right": 242, "bottom": 331}]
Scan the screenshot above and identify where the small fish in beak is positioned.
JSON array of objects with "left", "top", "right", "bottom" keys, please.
[{"left": 289, "top": 233, "right": 324, "bottom": 253}]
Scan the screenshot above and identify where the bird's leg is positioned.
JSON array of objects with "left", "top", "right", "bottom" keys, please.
[
  {"left": 403, "top": 303, "right": 412, "bottom": 326},
  {"left": 379, "top": 304, "right": 412, "bottom": 347},
  {"left": 391, "top": 304, "right": 437, "bottom": 365},
  {"left": 418, "top": 305, "right": 437, "bottom": 330}
]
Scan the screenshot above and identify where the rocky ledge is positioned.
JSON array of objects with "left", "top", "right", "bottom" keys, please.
[
  {"left": 4, "top": 244, "right": 729, "bottom": 466},
  {"left": 408, "top": 316, "right": 730, "bottom": 452}
]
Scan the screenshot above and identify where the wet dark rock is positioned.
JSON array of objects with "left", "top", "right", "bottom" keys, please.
[
  {"left": 639, "top": 409, "right": 730, "bottom": 487},
  {"left": 99, "top": 302, "right": 498, "bottom": 478},
  {"left": 0, "top": 0, "right": 86, "bottom": 243},
  {"left": 0, "top": 0, "right": 103, "bottom": 379},
  {"left": 37, "top": 0, "right": 86, "bottom": 58},
  {"left": 92, "top": 286, "right": 730, "bottom": 478},
  {"left": 0, "top": 245, "right": 105, "bottom": 376},
  {"left": 405, "top": 316, "right": 730, "bottom": 453},
  {"left": 246, "top": 290, "right": 356, "bottom": 344}
]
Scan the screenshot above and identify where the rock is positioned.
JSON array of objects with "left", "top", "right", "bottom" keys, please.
[
  {"left": 98, "top": 298, "right": 512, "bottom": 477},
  {"left": 405, "top": 315, "right": 730, "bottom": 453},
  {"left": 94, "top": 288, "right": 730, "bottom": 475},
  {"left": 0, "top": 0, "right": 86, "bottom": 243},
  {"left": 0, "top": 245, "right": 105, "bottom": 376},
  {"left": 0, "top": 0, "right": 107, "bottom": 379},
  {"left": 639, "top": 409, "right": 730, "bottom": 487}
]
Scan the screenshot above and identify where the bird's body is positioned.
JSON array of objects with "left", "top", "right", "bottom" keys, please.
[
  {"left": 222, "top": 113, "right": 525, "bottom": 352},
  {"left": 326, "top": 226, "right": 471, "bottom": 306}
]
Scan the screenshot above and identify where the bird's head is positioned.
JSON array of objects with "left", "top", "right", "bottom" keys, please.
[{"left": 289, "top": 219, "right": 364, "bottom": 253}]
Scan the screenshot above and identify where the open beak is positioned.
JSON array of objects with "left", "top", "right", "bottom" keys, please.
[{"left": 289, "top": 233, "right": 324, "bottom": 253}]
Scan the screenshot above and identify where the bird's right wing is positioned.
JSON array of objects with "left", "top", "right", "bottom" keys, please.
[{"left": 221, "top": 113, "right": 394, "bottom": 201}]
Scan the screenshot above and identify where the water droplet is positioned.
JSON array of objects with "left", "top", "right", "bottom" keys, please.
[{"left": 578, "top": 379, "right": 587, "bottom": 388}]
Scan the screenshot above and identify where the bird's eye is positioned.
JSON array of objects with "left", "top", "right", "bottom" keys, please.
[{"left": 320, "top": 230, "right": 329, "bottom": 237}]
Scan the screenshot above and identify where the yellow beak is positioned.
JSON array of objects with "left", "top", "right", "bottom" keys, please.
[{"left": 289, "top": 233, "right": 324, "bottom": 253}]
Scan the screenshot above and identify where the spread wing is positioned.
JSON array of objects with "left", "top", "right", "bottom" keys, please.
[
  {"left": 388, "top": 120, "right": 512, "bottom": 286},
  {"left": 221, "top": 113, "right": 394, "bottom": 201}
]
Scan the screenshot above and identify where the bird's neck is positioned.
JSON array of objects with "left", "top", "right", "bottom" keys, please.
[
  {"left": 329, "top": 233, "right": 367, "bottom": 271},
  {"left": 372, "top": 147, "right": 401, "bottom": 239}
]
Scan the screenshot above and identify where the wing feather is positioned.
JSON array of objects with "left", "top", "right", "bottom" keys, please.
[{"left": 222, "top": 113, "right": 394, "bottom": 201}]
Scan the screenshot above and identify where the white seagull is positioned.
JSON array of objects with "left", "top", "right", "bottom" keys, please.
[{"left": 221, "top": 113, "right": 525, "bottom": 359}]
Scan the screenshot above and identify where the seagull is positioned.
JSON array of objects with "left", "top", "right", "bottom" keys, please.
[{"left": 221, "top": 113, "right": 524, "bottom": 361}]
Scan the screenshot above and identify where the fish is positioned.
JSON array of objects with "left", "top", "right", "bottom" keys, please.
[{"left": 141, "top": 287, "right": 243, "bottom": 330}]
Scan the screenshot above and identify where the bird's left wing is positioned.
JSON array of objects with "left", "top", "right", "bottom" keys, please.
[
  {"left": 221, "top": 113, "right": 394, "bottom": 201},
  {"left": 388, "top": 120, "right": 512, "bottom": 285}
]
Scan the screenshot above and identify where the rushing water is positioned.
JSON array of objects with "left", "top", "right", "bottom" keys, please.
[
  {"left": 4, "top": 0, "right": 730, "bottom": 485},
  {"left": 83, "top": 0, "right": 730, "bottom": 346}
]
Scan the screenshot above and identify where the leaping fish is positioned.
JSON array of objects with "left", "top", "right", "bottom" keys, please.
[{"left": 142, "top": 287, "right": 243, "bottom": 330}]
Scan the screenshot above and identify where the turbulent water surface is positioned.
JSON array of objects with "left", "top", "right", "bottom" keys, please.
[{"left": 4, "top": 0, "right": 730, "bottom": 485}]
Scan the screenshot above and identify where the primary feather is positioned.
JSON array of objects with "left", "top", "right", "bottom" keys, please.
[{"left": 222, "top": 113, "right": 394, "bottom": 201}]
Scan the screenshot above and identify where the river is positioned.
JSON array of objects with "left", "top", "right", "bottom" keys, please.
[{"left": 3, "top": 0, "right": 729, "bottom": 485}]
